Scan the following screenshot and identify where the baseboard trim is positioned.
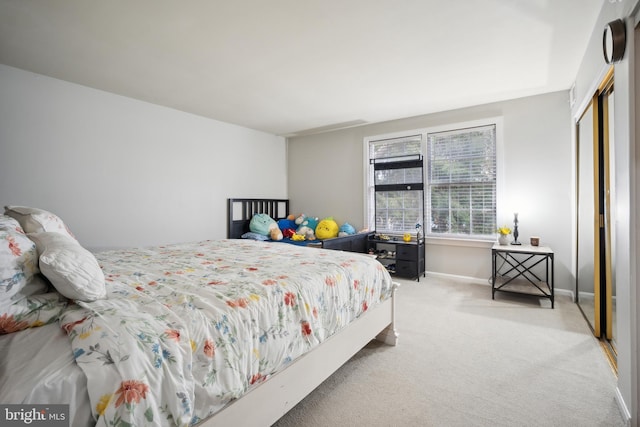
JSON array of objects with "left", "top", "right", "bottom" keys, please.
[
  {"left": 424, "top": 270, "right": 574, "bottom": 299},
  {"left": 614, "top": 386, "right": 632, "bottom": 426},
  {"left": 424, "top": 271, "right": 489, "bottom": 285}
]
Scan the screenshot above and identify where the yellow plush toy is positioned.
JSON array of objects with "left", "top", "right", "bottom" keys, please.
[{"left": 316, "top": 217, "right": 339, "bottom": 240}]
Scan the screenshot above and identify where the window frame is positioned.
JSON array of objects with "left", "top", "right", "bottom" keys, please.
[{"left": 363, "top": 117, "right": 504, "bottom": 245}]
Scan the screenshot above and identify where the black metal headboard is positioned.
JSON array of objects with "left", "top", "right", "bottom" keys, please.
[{"left": 227, "top": 198, "right": 290, "bottom": 238}]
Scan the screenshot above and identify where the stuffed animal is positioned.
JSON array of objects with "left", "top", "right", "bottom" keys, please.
[
  {"left": 308, "top": 217, "right": 319, "bottom": 229},
  {"left": 338, "top": 222, "right": 356, "bottom": 237},
  {"left": 282, "top": 228, "right": 296, "bottom": 238},
  {"left": 250, "top": 213, "right": 276, "bottom": 236},
  {"left": 297, "top": 226, "right": 316, "bottom": 240},
  {"left": 294, "top": 214, "right": 307, "bottom": 226},
  {"left": 269, "top": 223, "right": 283, "bottom": 241},
  {"left": 316, "top": 217, "right": 339, "bottom": 240},
  {"left": 277, "top": 218, "right": 297, "bottom": 238},
  {"left": 296, "top": 216, "right": 318, "bottom": 240}
]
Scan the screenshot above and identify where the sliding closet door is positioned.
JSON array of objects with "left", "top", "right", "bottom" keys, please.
[
  {"left": 575, "top": 68, "right": 616, "bottom": 369},
  {"left": 601, "top": 78, "right": 616, "bottom": 351},
  {"left": 576, "top": 98, "right": 598, "bottom": 336}
]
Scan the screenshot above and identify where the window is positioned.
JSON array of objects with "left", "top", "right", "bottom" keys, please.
[
  {"left": 366, "top": 120, "right": 499, "bottom": 240},
  {"left": 367, "top": 135, "right": 423, "bottom": 234},
  {"left": 427, "top": 124, "right": 496, "bottom": 237}
]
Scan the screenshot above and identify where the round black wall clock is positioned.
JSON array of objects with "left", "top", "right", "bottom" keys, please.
[{"left": 603, "top": 19, "right": 626, "bottom": 64}]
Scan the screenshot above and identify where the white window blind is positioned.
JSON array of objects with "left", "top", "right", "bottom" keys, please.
[
  {"left": 426, "top": 124, "right": 496, "bottom": 236},
  {"left": 369, "top": 134, "right": 422, "bottom": 159}
]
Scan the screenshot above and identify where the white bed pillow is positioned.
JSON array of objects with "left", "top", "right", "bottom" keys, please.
[
  {"left": 0, "top": 214, "right": 22, "bottom": 231},
  {"left": 0, "top": 290, "right": 67, "bottom": 334},
  {"left": 28, "top": 232, "right": 106, "bottom": 302},
  {"left": 5, "top": 206, "right": 76, "bottom": 240},
  {"left": 0, "top": 215, "right": 43, "bottom": 302},
  {"left": 0, "top": 215, "right": 64, "bottom": 334}
]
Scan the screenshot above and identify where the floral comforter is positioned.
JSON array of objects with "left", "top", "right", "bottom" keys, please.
[{"left": 59, "top": 239, "right": 393, "bottom": 426}]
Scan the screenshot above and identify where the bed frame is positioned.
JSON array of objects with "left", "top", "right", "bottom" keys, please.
[
  {"left": 201, "top": 284, "right": 398, "bottom": 426},
  {"left": 201, "top": 198, "right": 399, "bottom": 426},
  {"left": 227, "top": 198, "right": 290, "bottom": 239}
]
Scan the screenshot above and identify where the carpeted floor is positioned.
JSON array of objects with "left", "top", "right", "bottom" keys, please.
[{"left": 272, "top": 276, "right": 625, "bottom": 427}]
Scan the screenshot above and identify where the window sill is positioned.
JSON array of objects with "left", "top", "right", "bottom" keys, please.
[{"left": 425, "top": 236, "right": 495, "bottom": 248}]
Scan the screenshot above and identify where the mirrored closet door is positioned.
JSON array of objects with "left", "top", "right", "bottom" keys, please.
[
  {"left": 576, "top": 98, "right": 597, "bottom": 335},
  {"left": 575, "top": 67, "right": 616, "bottom": 370}
]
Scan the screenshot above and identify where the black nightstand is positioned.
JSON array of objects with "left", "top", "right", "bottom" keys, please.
[{"left": 491, "top": 243, "right": 555, "bottom": 308}]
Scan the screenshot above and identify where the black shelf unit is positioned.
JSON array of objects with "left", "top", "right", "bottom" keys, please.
[
  {"left": 368, "top": 154, "right": 426, "bottom": 281},
  {"left": 367, "top": 235, "right": 425, "bottom": 280}
]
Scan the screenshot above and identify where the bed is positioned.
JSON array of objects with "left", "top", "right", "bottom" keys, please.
[{"left": 0, "top": 205, "right": 398, "bottom": 427}]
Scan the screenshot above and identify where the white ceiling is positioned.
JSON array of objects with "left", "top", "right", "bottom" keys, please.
[{"left": 0, "top": 1, "right": 603, "bottom": 137}]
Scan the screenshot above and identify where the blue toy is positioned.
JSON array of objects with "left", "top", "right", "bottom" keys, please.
[
  {"left": 277, "top": 218, "right": 297, "bottom": 231},
  {"left": 338, "top": 222, "right": 356, "bottom": 237}
]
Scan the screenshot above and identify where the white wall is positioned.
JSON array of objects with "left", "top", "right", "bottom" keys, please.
[
  {"left": 288, "top": 91, "right": 572, "bottom": 288},
  {"left": 570, "top": 0, "right": 637, "bottom": 424},
  {"left": 0, "top": 64, "right": 287, "bottom": 250},
  {"left": 635, "top": 20, "right": 639, "bottom": 426}
]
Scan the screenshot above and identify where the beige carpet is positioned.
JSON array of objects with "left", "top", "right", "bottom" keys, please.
[{"left": 272, "top": 276, "right": 625, "bottom": 427}]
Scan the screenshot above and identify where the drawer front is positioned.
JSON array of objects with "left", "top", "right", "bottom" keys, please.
[
  {"left": 396, "top": 260, "right": 418, "bottom": 277},
  {"left": 396, "top": 245, "right": 417, "bottom": 260}
]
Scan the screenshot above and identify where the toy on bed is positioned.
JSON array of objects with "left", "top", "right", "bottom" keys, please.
[
  {"left": 338, "top": 222, "right": 356, "bottom": 237},
  {"left": 248, "top": 213, "right": 287, "bottom": 241},
  {"left": 242, "top": 210, "right": 357, "bottom": 245},
  {"left": 277, "top": 218, "right": 297, "bottom": 238},
  {"left": 295, "top": 215, "right": 318, "bottom": 240},
  {"left": 269, "top": 224, "right": 283, "bottom": 240},
  {"left": 294, "top": 214, "right": 306, "bottom": 226},
  {"left": 316, "top": 217, "right": 339, "bottom": 240},
  {"left": 243, "top": 213, "right": 281, "bottom": 241},
  {"left": 249, "top": 213, "right": 275, "bottom": 235}
]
